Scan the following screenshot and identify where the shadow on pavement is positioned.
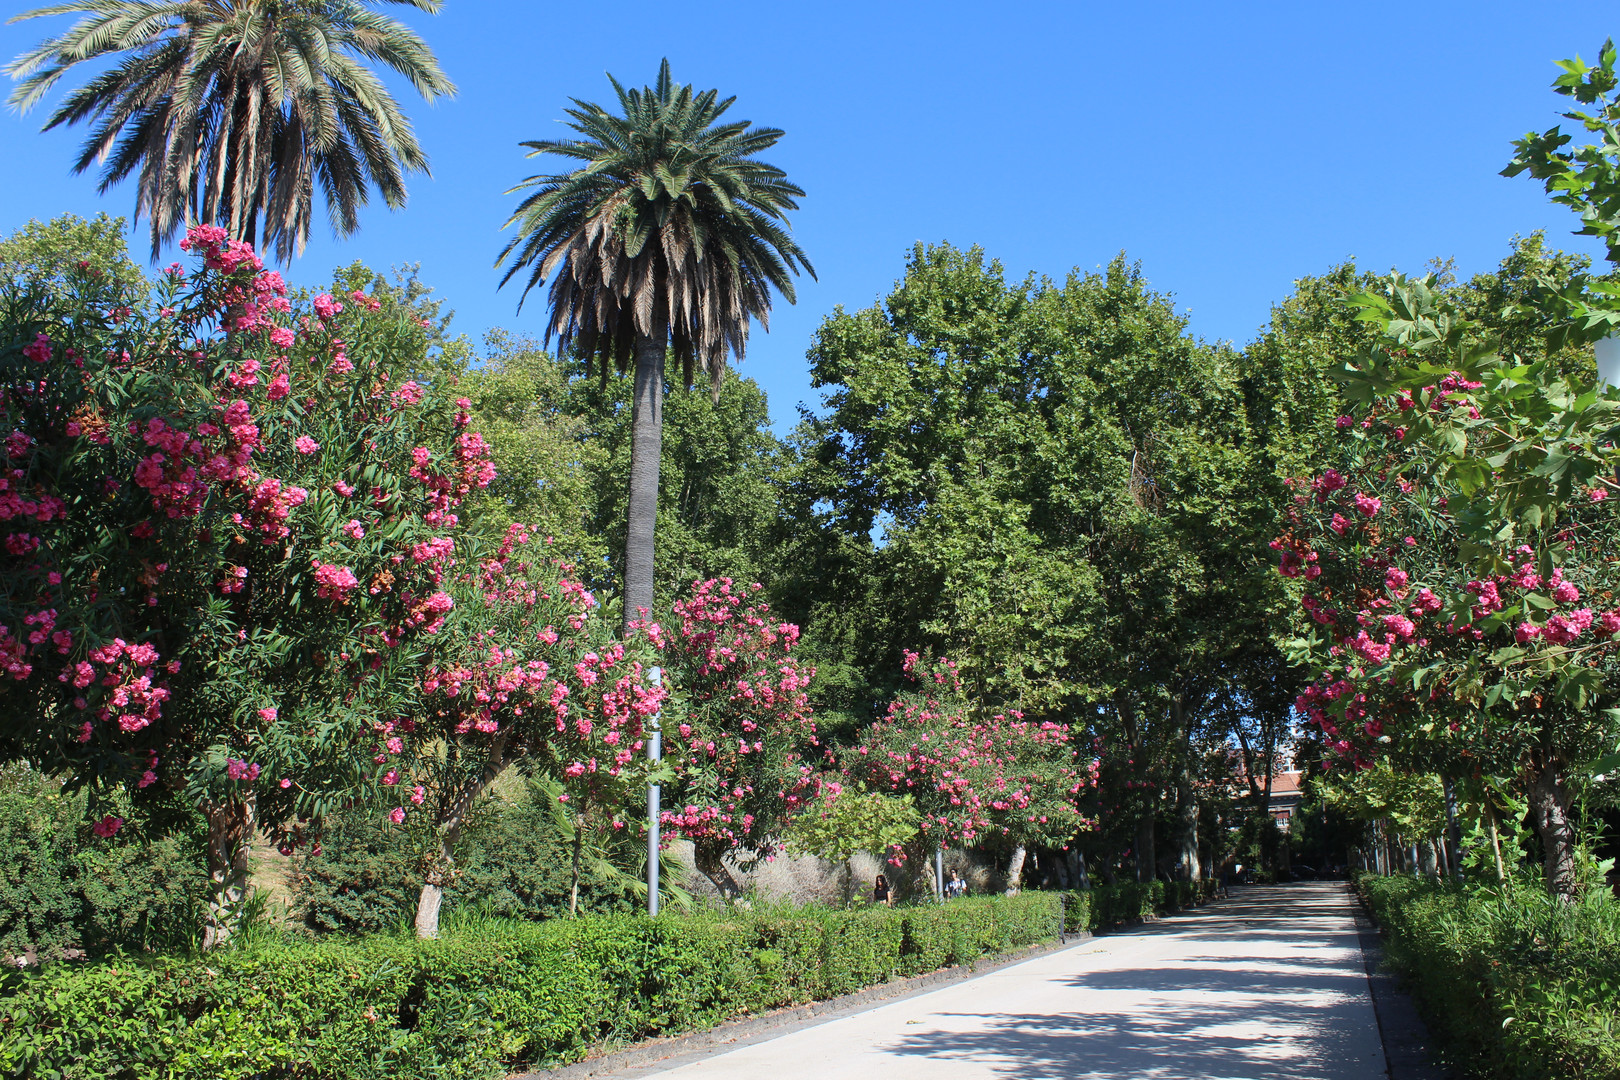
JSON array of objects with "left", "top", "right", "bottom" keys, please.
[{"left": 880, "top": 883, "right": 1384, "bottom": 1080}]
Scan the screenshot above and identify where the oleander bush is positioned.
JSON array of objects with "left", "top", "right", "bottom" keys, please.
[
  {"left": 0, "top": 892, "right": 1063, "bottom": 1080},
  {"left": 1359, "top": 873, "right": 1620, "bottom": 1080}
]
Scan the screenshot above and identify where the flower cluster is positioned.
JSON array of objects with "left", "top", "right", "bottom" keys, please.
[
  {"left": 0, "top": 224, "right": 503, "bottom": 857},
  {"left": 658, "top": 579, "right": 818, "bottom": 854},
  {"left": 841, "top": 651, "right": 1091, "bottom": 857}
]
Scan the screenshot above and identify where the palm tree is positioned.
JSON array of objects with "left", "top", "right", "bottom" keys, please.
[
  {"left": 7, "top": 0, "right": 455, "bottom": 262},
  {"left": 498, "top": 59, "right": 812, "bottom": 631}
]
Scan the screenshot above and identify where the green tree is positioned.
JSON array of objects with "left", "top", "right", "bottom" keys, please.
[
  {"left": 789, "top": 243, "right": 1284, "bottom": 885},
  {"left": 0, "top": 213, "right": 145, "bottom": 300},
  {"left": 7, "top": 0, "right": 455, "bottom": 260},
  {"left": 463, "top": 337, "right": 789, "bottom": 600},
  {"left": 496, "top": 59, "right": 812, "bottom": 632}
]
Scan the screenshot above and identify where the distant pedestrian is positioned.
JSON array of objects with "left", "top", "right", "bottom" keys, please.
[
  {"left": 873, "top": 873, "right": 892, "bottom": 906},
  {"left": 946, "top": 869, "right": 966, "bottom": 899}
]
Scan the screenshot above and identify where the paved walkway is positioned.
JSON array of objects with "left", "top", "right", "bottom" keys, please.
[{"left": 633, "top": 883, "right": 1388, "bottom": 1079}]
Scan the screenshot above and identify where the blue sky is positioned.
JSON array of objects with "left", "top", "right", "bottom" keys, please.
[{"left": 1, "top": 2, "right": 1616, "bottom": 431}]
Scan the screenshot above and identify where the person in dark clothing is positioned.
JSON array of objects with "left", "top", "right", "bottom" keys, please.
[{"left": 873, "top": 873, "right": 892, "bottom": 906}]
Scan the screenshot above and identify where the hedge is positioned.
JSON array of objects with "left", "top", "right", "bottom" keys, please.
[
  {"left": 0, "top": 893, "right": 1063, "bottom": 1080},
  {"left": 1359, "top": 873, "right": 1620, "bottom": 1080},
  {"left": 1060, "top": 879, "right": 1218, "bottom": 934}
]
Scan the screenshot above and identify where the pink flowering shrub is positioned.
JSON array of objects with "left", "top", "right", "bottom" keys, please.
[
  {"left": 1276, "top": 275, "right": 1620, "bottom": 894},
  {"left": 0, "top": 227, "right": 493, "bottom": 940},
  {"left": 657, "top": 579, "right": 818, "bottom": 895},
  {"left": 402, "top": 524, "right": 665, "bottom": 933},
  {"left": 839, "top": 651, "right": 1092, "bottom": 880}
]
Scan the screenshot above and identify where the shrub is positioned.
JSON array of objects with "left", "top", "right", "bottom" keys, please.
[
  {"left": 293, "top": 794, "right": 635, "bottom": 934},
  {"left": 0, "top": 767, "right": 206, "bottom": 959},
  {"left": 1360, "top": 873, "right": 1620, "bottom": 1080},
  {"left": 1058, "top": 878, "right": 1215, "bottom": 934},
  {"left": 0, "top": 893, "right": 1061, "bottom": 1080}
]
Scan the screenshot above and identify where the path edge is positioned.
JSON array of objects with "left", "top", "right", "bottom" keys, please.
[
  {"left": 510, "top": 931, "right": 1090, "bottom": 1079},
  {"left": 1348, "top": 882, "right": 1452, "bottom": 1080}
]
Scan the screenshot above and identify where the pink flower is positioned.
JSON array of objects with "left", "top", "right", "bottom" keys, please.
[
  {"left": 280, "top": 778, "right": 293, "bottom": 789},
  {"left": 343, "top": 519, "right": 365, "bottom": 540},
  {"left": 23, "top": 333, "right": 52, "bottom": 364},
  {"left": 1515, "top": 622, "right": 1541, "bottom": 644},
  {"left": 1591, "top": 488, "right": 1608, "bottom": 502},
  {"left": 388, "top": 807, "right": 406, "bottom": 825},
  {"left": 1335, "top": 415, "right": 1353, "bottom": 430},
  {"left": 258, "top": 706, "right": 278, "bottom": 723},
  {"left": 410, "top": 785, "right": 426, "bottom": 805},
  {"left": 295, "top": 435, "right": 320, "bottom": 455},
  {"left": 91, "top": 815, "right": 123, "bottom": 838},
  {"left": 267, "top": 372, "right": 291, "bottom": 401},
  {"left": 1353, "top": 492, "right": 1382, "bottom": 517},
  {"left": 1601, "top": 611, "right": 1620, "bottom": 638}
]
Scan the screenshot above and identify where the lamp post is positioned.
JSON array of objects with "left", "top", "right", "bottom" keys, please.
[{"left": 647, "top": 666, "right": 662, "bottom": 917}]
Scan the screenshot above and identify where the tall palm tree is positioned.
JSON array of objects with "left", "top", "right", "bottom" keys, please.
[
  {"left": 498, "top": 59, "right": 812, "bottom": 631},
  {"left": 7, "top": 0, "right": 455, "bottom": 262}
]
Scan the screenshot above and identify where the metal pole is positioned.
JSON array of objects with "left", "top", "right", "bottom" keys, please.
[
  {"left": 647, "top": 666, "right": 662, "bottom": 917},
  {"left": 935, "top": 846, "right": 945, "bottom": 903}
]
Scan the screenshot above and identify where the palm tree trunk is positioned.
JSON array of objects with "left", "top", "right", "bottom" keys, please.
[{"left": 622, "top": 328, "right": 667, "bottom": 635}]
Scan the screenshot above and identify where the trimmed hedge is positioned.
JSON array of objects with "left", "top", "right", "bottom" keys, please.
[
  {"left": 0, "top": 893, "right": 1062, "bottom": 1080},
  {"left": 1060, "top": 879, "right": 1218, "bottom": 934},
  {"left": 1359, "top": 873, "right": 1620, "bottom": 1080}
]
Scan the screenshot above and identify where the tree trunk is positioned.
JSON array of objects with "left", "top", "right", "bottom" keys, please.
[
  {"left": 694, "top": 839, "right": 743, "bottom": 902},
  {"left": 1442, "top": 778, "right": 1463, "bottom": 883},
  {"left": 415, "top": 734, "right": 510, "bottom": 939},
  {"left": 1173, "top": 769, "right": 1199, "bottom": 882},
  {"left": 622, "top": 327, "right": 667, "bottom": 635},
  {"left": 569, "top": 814, "right": 584, "bottom": 917},
  {"left": 1135, "top": 815, "right": 1157, "bottom": 884},
  {"left": 1004, "top": 843, "right": 1028, "bottom": 894},
  {"left": 201, "top": 795, "right": 256, "bottom": 950},
  {"left": 1485, "top": 800, "right": 1508, "bottom": 883},
  {"left": 1528, "top": 761, "right": 1578, "bottom": 897}
]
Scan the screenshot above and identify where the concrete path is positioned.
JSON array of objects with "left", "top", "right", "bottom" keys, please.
[{"left": 636, "top": 883, "right": 1387, "bottom": 1079}]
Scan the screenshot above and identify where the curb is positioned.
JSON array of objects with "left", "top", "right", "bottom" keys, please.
[
  {"left": 512, "top": 931, "right": 1091, "bottom": 1079},
  {"left": 514, "top": 896, "right": 1224, "bottom": 1079},
  {"left": 1348, "top": 884, "right": 1452, "bottom": 1080}
]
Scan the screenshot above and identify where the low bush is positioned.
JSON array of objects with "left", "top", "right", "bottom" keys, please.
[
  {"left": 293, "top": 794, "right": 635, "bottom": 934},
  {"left": 1359, "top": 873, "right": 1620, "bottom": 1080},
  {"left": 0, "top": 893, "right": 1062, "bottom": 1080},
  {"left": 1058, "top": 878, "right": 1217, "bottom": 934},
  {"left": 0, "top": 767, "right": 207, "bottom": 959}
]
